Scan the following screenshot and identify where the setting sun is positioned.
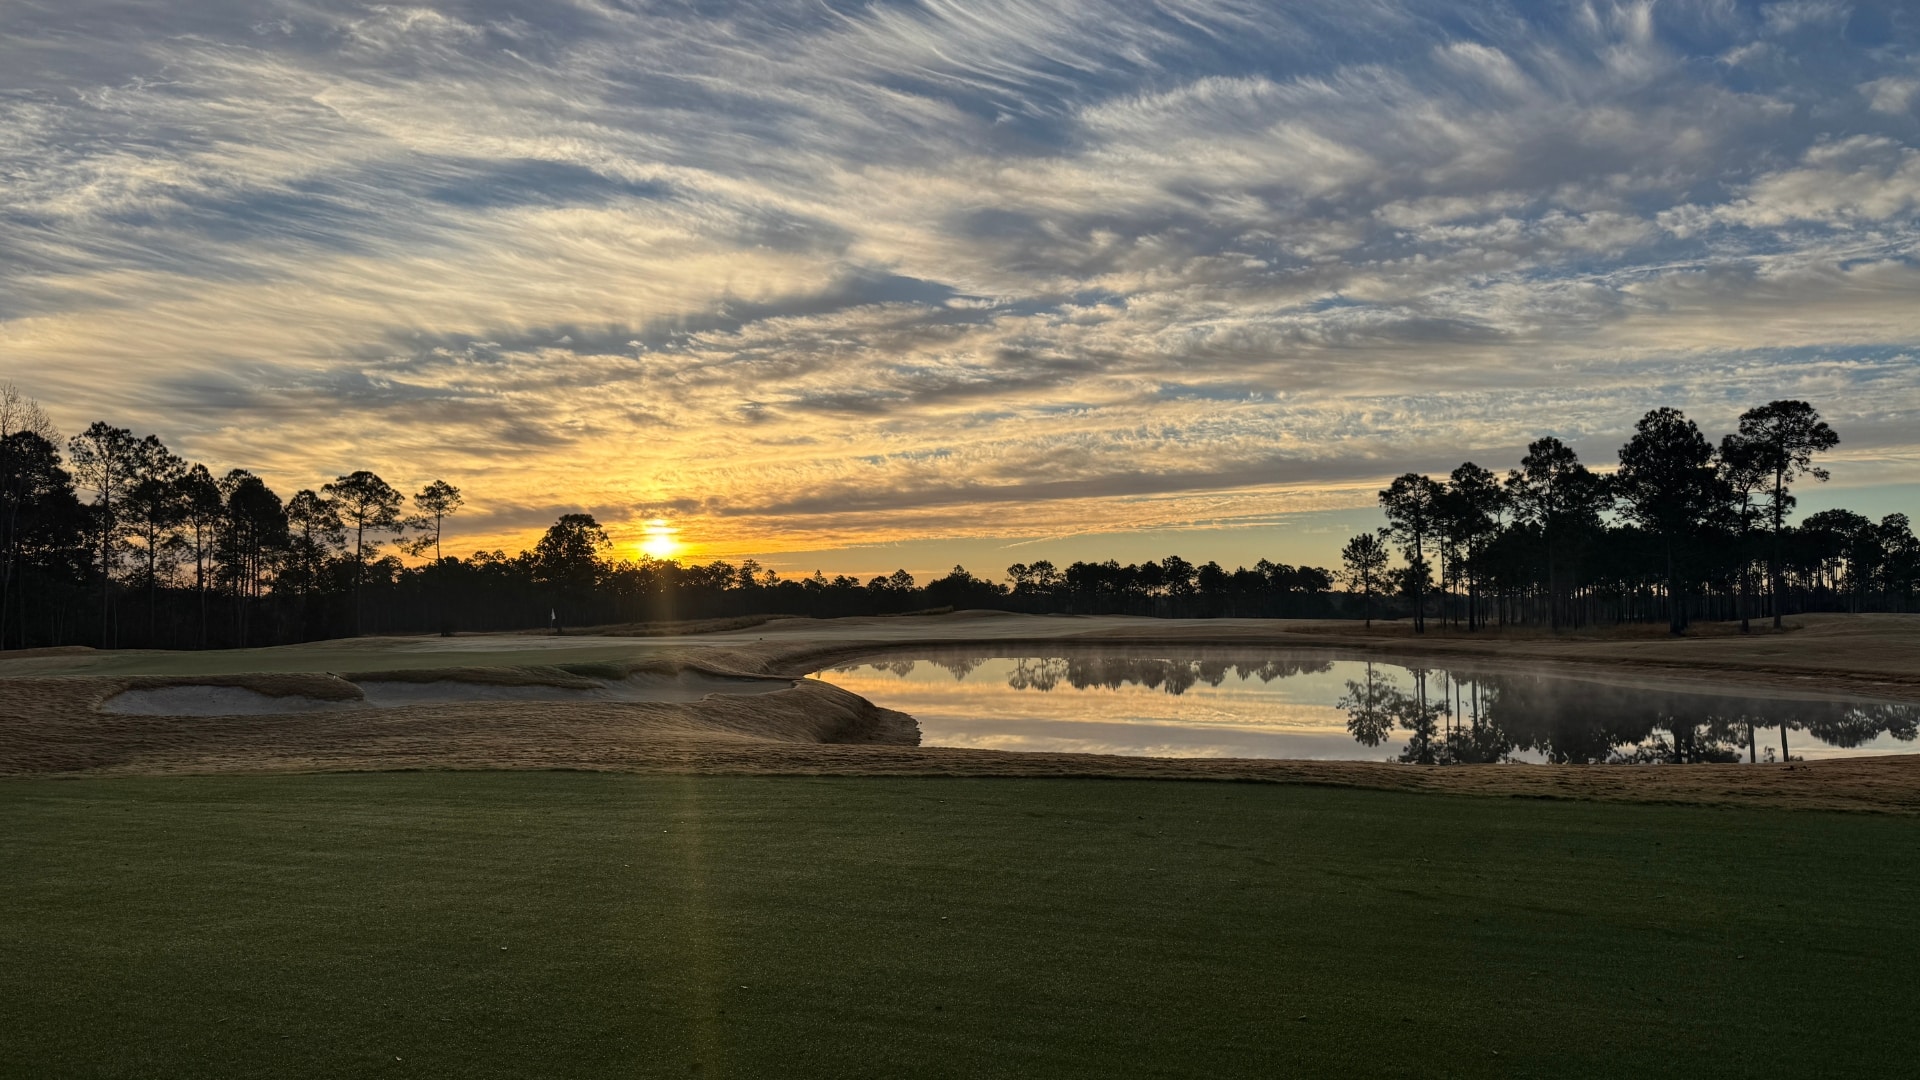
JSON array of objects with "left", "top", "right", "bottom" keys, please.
[{"left": 637, "top": 519, "right": 683, "bottom": 560}]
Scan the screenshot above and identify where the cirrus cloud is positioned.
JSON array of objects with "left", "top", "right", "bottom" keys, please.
[{"left": 1, "top": 0, "right": 1917, "bottom": 571}]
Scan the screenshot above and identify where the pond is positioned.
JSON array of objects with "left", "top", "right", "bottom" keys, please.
[{"left": 811, "top": 648, "right": 1920, "bottom": 764}]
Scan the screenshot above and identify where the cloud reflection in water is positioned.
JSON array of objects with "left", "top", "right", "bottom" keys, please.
[{"left": 814, "top": 648, "right": 1920, "bottom": 763}]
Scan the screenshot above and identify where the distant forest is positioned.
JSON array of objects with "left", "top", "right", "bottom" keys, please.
[
  {"left": 0, "top": 384, "right": 1910, "bottom": 651},
  {"left": 1345, "top": 399, "right": 1916, "bottom": 634}
]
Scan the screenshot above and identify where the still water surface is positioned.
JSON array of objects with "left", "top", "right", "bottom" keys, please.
[{"left": 812, "top": 648, "right": 1920, "bottom": 763}]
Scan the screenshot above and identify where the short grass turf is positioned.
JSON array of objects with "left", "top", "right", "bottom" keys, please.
[{"left": 3, "top": 775, "right": 1916, "bottom": 1079}]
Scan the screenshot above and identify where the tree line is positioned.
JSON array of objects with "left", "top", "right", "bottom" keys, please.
[
  {"left": 0, "top": 384, "right": 1342, "bottom": 648},
  {"left": 998, "top": 557, "right": 1335, "bottom": 618},
  {"left": 4, "top": 385, "right": 1906, "bottom": 651},
  {"left": 0, "top": 384, "right": 473, "bottom": 649},
  {"left": 1341, "top": 400, "right": 1918, "bottom": 633}
]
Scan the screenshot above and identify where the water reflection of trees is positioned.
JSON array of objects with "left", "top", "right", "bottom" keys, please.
[
  {"left": 828, "top": 659, "right": 923, "bottom": 677},
  {"left": 1336, "top": 664, "right": 1469, "bottom": 765},
  {"left": 1804, "top": 704, "right": 1920, "bottom": 748},
  {"left": 837, "top": 651, "right": 1920, "bottom": 765},
  {"left": 1005, "top": 656, "right": 1336, "bottom": 696},
  {"left": 1339, "top": 667, "right": 1920, "bottom": 765},
  {"left": 929, "top": 656, "right": 987, "bottom": 680}
]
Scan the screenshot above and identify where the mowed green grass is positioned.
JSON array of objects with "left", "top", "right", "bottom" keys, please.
[{"left": 3, "top": 775, "right": 1916, "bottom": 1079}]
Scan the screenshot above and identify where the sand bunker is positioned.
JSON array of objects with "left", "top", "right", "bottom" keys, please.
[
  {"left": 102, "top": 685, "right": 364, "bottom": 717},
  {"left": 102, "top": 671, "right": 793, "bottom": 716}
]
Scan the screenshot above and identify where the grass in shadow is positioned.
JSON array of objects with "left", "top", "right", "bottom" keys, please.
[{"left": 3, "top": 773, "right": 1916, "bottom": 1079}]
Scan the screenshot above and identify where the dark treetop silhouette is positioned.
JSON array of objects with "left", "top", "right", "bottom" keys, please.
[
  {"left": 0, "top": 385, "right": 1909, "bottom": 650},
  {"left": 1364, "top": 400, "right": 1904, "bottom": 635}
]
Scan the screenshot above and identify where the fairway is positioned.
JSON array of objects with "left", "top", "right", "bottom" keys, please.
[{"left": 3, "top": 775, "right": 1916, "bottom": 1078}]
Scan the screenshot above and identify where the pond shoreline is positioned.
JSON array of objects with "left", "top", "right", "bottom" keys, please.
[
  {"left": 2, "top": 613, "right": 1917, "bottom": 813},
  {"left": 745, "top": 619, "right": 1920, "bottom": 704},
  {"left": 810, "top": 645, "right": 1920, "bottom": 764}
]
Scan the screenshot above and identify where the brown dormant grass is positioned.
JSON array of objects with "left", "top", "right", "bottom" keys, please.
[{"left": 3, "top": 612, "right": 1916, "bottom": 812}]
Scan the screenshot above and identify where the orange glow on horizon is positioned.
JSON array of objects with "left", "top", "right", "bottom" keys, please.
[{"left": 636, "top": 519, "right": 684, "bottom": 560}]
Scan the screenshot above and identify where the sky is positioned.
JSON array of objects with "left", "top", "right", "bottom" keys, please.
[{"left": 3, "top": 0, "right": 1918, "bottom": 582}]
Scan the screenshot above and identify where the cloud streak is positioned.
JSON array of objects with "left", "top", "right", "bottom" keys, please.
[{"left": 2, "top": 0, "right": 1917, "bottom": 567}]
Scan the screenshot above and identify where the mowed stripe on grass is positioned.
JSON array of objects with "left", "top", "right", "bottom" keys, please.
[{"left": 2, "top": 773, "right": 1915, "bottom": 1079}]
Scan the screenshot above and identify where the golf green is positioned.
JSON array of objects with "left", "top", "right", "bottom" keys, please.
[{"left": 3, "top": 773, "right": 1915, "bottom": 1078}]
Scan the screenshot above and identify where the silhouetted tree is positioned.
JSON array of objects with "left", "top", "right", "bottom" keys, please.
[
  {"left": 1614, "top": 408, "right": 1719, "bottom": 635},
  {"left": 533, "top": 513, "right": 610, "bottom": 629},
  {"left": 1007, "top": 560, "right": 1063, "bottom": 598},
  {"left": 285, "top": 489, "right": 345, "bottom": 608},
  {"left": 1340, "top": 531, "right": 1390, "bottom": 627},
  {"left": 1717, "top": 433, "right": 1769, "bottom": 633},
  {"left": 1506, "top": 437, "right": 1610, "bottom": 630},
  {"left": 322, "top": 470, "right": 405, "bottom": 635},
  {"left": 0, "top": 384, "right": 63, "bottom": 641},
  {"left": 1159, "top": 555, "right": 1197, "bottom": 598},
  {"left": 0, "top": 431, "right": 79, "bottom": 649},
  {"left": 124, "top": 435, "right": 186, "bottom": 643},
  {"left": 67, "top": 423, "right": 141, "bottom": 646},
  {"left": 1880, "top": 514, "right": 1920, "bottom": 610},
  {"left": 926, "top": 565, "right": 1008, "bottom": 608},
  {"left": 403, "top": 480, "right": 464, "bottom": 563},
  {"left": 1727, "top": 401, "right": 1838, "bottom": 629},
  {"left": 1379, "top": 473, "right": 1443, "bottom": 632},
  {"left": 1800, "top": 509, "right": 1878, "bottom": 612},
  {"left": 0, "top": 384, "right": 56, "bottom": 446},
  {"left": 176, "top": 465, "right": 225, "bottom": 647},
  {"left": 1442, "top": 462, "right": 1505, "bottom": 630},
  {"left": 219, "top": 470, "right": 288, "bottom": 645}
]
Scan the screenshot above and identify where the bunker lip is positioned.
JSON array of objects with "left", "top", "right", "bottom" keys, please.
[{"left": 97, "top": 664, "right": 796, "bottom": 717}]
